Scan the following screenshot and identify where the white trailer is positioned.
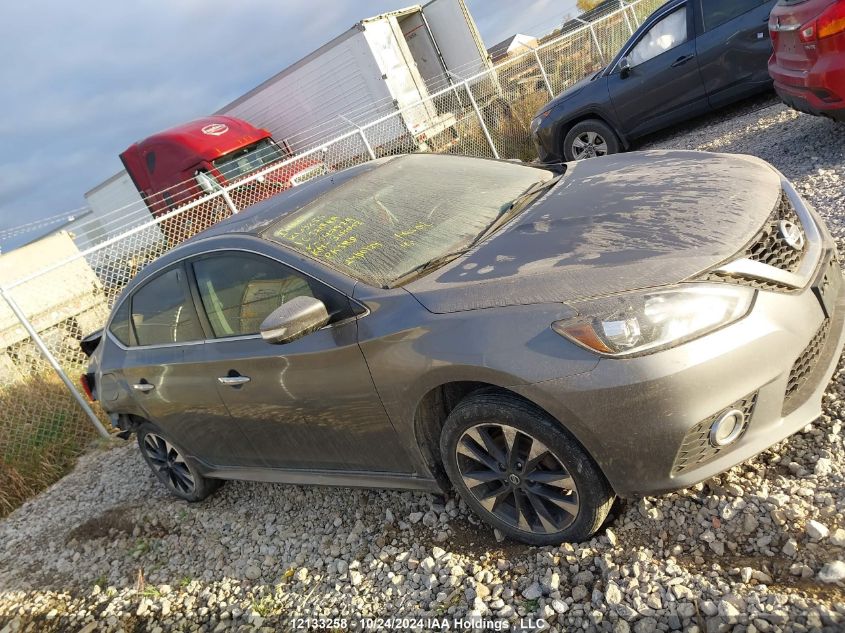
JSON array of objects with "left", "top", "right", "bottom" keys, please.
[
  {"left": 402, "top": 0, "right": 491, "bottom": 91},
  {"left": 81, "top": 0, "right": 494, "bottom": 234},
  {"left": 79, "top": 170, "right": 164, "bottom": 250},
  {"left": 217, "top": 0, "right": 494, "bottom": 155}
]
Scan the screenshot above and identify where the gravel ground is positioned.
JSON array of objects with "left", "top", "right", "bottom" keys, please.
[{"left": 2, "top": 99, "right": 845, "bottom": 633}]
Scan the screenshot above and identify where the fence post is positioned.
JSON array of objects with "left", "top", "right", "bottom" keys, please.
[
  {"left": 340, "top": 115, "right": 377, "bottom": 160},
  {"left": 220, "top": 190, "right": 239, "bottom": 215},
  {"left": 627, "top": 1, "right": 641, "bottom": 28},
  {"left": 0, "top": 287, "right": 111, "bottom": 439},
  {"left": 619, "top": 1, "right": 635, "bottom": 34},
  {"left": 446, "top": 70, "right": 468, "bottom": 108},
  {"left": 580, "top": 20, "right": 607, "bottom": 65},
  {"left": 359, "top": 129, "right": 377, "bottom": 161},
  {"left": 463, "top": 80, "right": 499, "bottom": 159},
  {"left": 533, "top": 47, "right": 554, "bottom": 98}
]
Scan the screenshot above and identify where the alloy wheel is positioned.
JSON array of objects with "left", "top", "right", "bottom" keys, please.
[
  {"left": 455, "top": 423, "right": 580, "bottom": 535},
  {"left": 142, "top": 433, "right": 196, "bottom": 495},
  {"left": 572, "top": 131, "right": 608, "bottom": 159}
]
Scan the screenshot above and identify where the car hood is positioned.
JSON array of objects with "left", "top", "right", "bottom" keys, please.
[
  {"left": 406, "top": 151, "right": 782, "bottom": 314},
  {"left": 539, "top": 73, "right": 599, "bottom": 113}
]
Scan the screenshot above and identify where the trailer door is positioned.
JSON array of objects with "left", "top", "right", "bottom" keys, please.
[{"left": 421, "top": 0, "right": 490, "bottom": 81}]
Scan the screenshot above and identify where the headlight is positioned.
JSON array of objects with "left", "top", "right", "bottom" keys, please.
[
  {"left": 530, "top": 110, "right": 552, "bottom": 135},
  {"left": 552, "top": 284, "right": 756, "bottom": 357}
]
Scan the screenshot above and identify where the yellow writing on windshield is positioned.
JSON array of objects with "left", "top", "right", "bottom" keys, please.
[
  {"left": 394, "top": 222, "right": 434, "bottom": 249},
  {"left": 274, "top": 215, "right": 367, "bottom": 261},
  {"left": 273, "top": 214, "right": 437, "bottom": 271},
  {"left": 345, "top": 242, "right": 382, "bottom": 266}
]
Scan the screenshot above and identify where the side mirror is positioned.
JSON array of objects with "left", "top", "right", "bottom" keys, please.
[
  {"left": 259, "top": 296, "right": 330, "bottom": 344},
  {"left": 619, "top": 57, "right": 632, "bottom": 78}
]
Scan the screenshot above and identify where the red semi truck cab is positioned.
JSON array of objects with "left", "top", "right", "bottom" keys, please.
[{"left": 120, "top": 116, "right": 325, "bottom": 238}]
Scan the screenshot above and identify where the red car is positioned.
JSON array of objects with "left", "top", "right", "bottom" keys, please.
[{"left": 769, "top": 0, "right": 845, "bottom": 121}]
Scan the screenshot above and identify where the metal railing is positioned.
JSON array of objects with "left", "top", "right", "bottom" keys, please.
[{"left": 0, "top": 0, "right": 666, "bottom": 514}]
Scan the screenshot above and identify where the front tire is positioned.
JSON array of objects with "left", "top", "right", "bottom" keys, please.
[
  {"left": 136, "top": 422, "right": 221, "bottom": 502},
  {"left": 563, "top": 119, "right": 620, "bottom": 161},
  {"left": 440, "top": 391, "right": 614, "bottom": 545}
]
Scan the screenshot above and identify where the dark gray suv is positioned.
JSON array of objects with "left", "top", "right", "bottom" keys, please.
[{"left": 83, "top": 152, "right": 845, "bottom": 544}]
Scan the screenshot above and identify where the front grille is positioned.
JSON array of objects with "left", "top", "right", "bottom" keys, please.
[
  {"left": 699, "top": 271, "right": 796, "bottom": 293},
  {"left": 783, "top": 319, "right": 831, "bottom": 413},
  {"left": 671, "top": 393, "right": 758, "bottom": 476},
  {"left": 699, "top": 191, "right": 806, "bottom": 292},
  {"left": 744, "top": 191, "right": 804, "bottom": 273}
]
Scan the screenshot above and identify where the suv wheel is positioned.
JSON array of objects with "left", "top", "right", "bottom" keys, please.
[
  {"left": 136, "top": 422, "right": 221, "bottom": 502},
  {"left": 563, "top": 119, "right": 620, "bottom": 161},
  {"left": 440, "top": 391, "right": 614, "bottom": 545}
]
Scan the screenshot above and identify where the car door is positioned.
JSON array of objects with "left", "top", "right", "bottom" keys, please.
[
  {"left": 694, "top": 0, "right": 777, "bottom": 108},
  {"left": 607, "top": 2, "right": 709, "bottom": 139},
  {"left": 117, "top": 264, "right": 253, "bottom": 467},
  {"left": 189, "top": 250, "right": 413, "bottom": 473}
]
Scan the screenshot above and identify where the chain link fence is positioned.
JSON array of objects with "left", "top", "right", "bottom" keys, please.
[{"left": 0, "top": 0, "right": 667, "bottom": 515}]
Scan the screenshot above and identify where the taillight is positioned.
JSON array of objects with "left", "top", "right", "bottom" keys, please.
[
  {"left": 799, "top": 22, "right": 817, "bottom": 43},
  {"left": 80, "top": 373, "right": 95, "bottom": 402},
  {"left": 817, "top": 1, "right": 845, "bottom": 39}
]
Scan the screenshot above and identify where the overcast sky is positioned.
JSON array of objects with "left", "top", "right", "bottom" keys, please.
[{"left": 0, "top": 0, "right": 576, "bottom": 250}]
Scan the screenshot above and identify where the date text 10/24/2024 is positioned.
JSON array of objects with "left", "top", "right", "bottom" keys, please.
[{"left": 290, "top": 616, "right": 550, "bottom": 630}]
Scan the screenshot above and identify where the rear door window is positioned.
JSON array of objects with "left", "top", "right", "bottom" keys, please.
[
  {"left": 191, "top": 253, "right": 349, "bottom": 338},
  {"left": 130, "top": 267, "right": 204, "bottom": 346},
  {"left": 700, "top": 0, "right": 767, "bottom": 31},
  {"left": 108, "top": 299, "right": 132, "bottom": 346}
]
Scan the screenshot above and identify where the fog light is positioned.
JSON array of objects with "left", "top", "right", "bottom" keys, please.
[{"left": 709, "top": 409, "right": 746, "bottom": 447}]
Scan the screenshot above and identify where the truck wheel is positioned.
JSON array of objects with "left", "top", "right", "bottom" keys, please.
[
  {"left": 136, "top": 422, "right": 222, "bottom": 502},
  {"left": 563, "top": 119, "right": 620, "bottom": 161},
  {"left": 440, "top": 391, "right": 614, "bottom": 545}
]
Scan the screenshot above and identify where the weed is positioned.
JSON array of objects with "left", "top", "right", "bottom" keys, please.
[
  {"left": 0, "top": 375, "right": 100, "bottom": 518},
  {"left": 131, "top": 539, "right": 150, "bottom": 557},
  {"left": 523, "top": 598, "right": 540, "bottom": 612},
  {"left": 251, "top": 594, "right": 276, "bottom": 617}
]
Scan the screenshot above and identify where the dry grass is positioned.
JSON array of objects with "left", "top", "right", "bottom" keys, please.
[
  {"left": 493, "top": 90, "right": 551, "bottom": 162},
  {"left": 0, "top": 375, "right": 96, "bottom": 518}
]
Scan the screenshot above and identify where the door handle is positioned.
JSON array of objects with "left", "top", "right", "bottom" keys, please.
[
  {"left": 132, "top": 383, "right": 155, "bottom": 393},
  {"left": 671, "top": 54, "right": 695, "bottom": 68},
  {"left": 218, "top": 375, "right": 251, "bottom": 386}
]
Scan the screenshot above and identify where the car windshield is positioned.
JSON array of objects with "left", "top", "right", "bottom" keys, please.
[
  {"left": 263, "top": 155, "right": 555, "bottom": 288},
  {"left": 213, "top": 138, "right": 287, "bottom": 183}
]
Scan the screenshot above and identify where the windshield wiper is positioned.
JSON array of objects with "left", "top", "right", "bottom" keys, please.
[
  {"left": 388, "top": 249, "right": 471, "bottom": 288},
  {"left": 389, "top": 173, "right": 563, "bottom": 288},
  {"left": 472, "top": 173, "right": 563, "bottom": 244}
]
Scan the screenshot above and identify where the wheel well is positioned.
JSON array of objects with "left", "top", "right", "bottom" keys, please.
[
  {"left": 412, "top": 382, "right": 551, "bottom": 488},
  {"left": 113, "top": 413, "right": 146, "bottom": 438},
  {"left": 558, "top": 114, "right": 626, "bottom": 155}
]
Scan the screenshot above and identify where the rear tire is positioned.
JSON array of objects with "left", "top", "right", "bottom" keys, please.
[
  {"left": 136, "top": 422, "right": 222, "bottom": 502},
  {"left": 563, "top": 119, "right": 620, "bottom": 161},
  {"left": 440, "top": 391, "right": 614, "bottom": 545}
]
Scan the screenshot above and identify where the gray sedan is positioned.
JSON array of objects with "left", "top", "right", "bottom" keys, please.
[{"left": 83, "top": 152, "right": 845, "bottom": 544}]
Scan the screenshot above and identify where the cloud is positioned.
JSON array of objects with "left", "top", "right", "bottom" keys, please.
[{"left": 0, "top": 0, "right": 574, "bottom": 249}]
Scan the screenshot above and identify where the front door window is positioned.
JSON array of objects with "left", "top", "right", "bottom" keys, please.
[
  {"left": 629, "top": 7, "right": 688, "bottom": 66},
  {"left": 192, "top": 254, "right": 320, "bottom": 338}
]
